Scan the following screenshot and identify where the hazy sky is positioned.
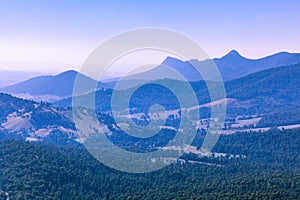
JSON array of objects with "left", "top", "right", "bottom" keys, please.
[{"left": 0, "top": 0, "right": 299, "bottom": 74}]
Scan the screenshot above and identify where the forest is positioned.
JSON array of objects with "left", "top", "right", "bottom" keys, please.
[{"left": 0, "top": 128, "right": 299, "bottom": 199}]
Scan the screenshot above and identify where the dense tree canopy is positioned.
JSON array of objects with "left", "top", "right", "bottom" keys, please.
[{"left": 0, "top": 128, "right": 299, "bottom": 199}]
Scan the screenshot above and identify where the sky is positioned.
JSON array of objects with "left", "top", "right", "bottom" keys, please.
[{"left": 0, "top": 0, "right": 299, "bottom": 75}]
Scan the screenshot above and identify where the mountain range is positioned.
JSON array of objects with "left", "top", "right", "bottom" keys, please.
[
  {"left": 1, "top": 50, "right": 300, "bottom": 102},
  {"left": 122, "top": 50, "right": 300, "bottom": 81}
]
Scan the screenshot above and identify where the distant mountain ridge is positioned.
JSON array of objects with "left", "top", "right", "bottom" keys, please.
[
  {"left": 122, "top": 50, "right": 300, "bottom": 81},
  {"left": 0, "top": 70, "right": 105, "bottom": 102},
  {"left": 214, "top": 50, "right": 300, "bottom": 80}
]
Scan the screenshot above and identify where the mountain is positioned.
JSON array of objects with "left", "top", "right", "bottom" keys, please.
[
  {"left": 0, "top": 93, "right": 77, "bottom": 143},
  {"left": 118, "top": 50, "right": 300, "bottom": 81},
  {"left": 0, "top": 70, "right": 105, "bottom": 102}
]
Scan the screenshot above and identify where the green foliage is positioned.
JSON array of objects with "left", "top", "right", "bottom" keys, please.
[{"left": 0, "top": 128, "right": 299, "bottom": 199}]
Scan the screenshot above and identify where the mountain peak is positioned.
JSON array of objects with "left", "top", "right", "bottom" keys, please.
[
  {"left": 161, "top": 56, "right": 186, "bottom": 66},
  {"left": 225, "top": 49, "right": 241, "bottom": 57},
  {"left": 56, "top": 70, "right": 78, "bottom": 76},
  {"left": 218, "top": 50, "right": 245, "bottom": 61}
]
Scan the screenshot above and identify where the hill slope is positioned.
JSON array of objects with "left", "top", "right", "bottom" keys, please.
[
  {"left": 225, "top": 63, "right": 300, "bottom": 115},
  {"left": 0, "top": 93, "right": 76, "bottom": 143}
]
